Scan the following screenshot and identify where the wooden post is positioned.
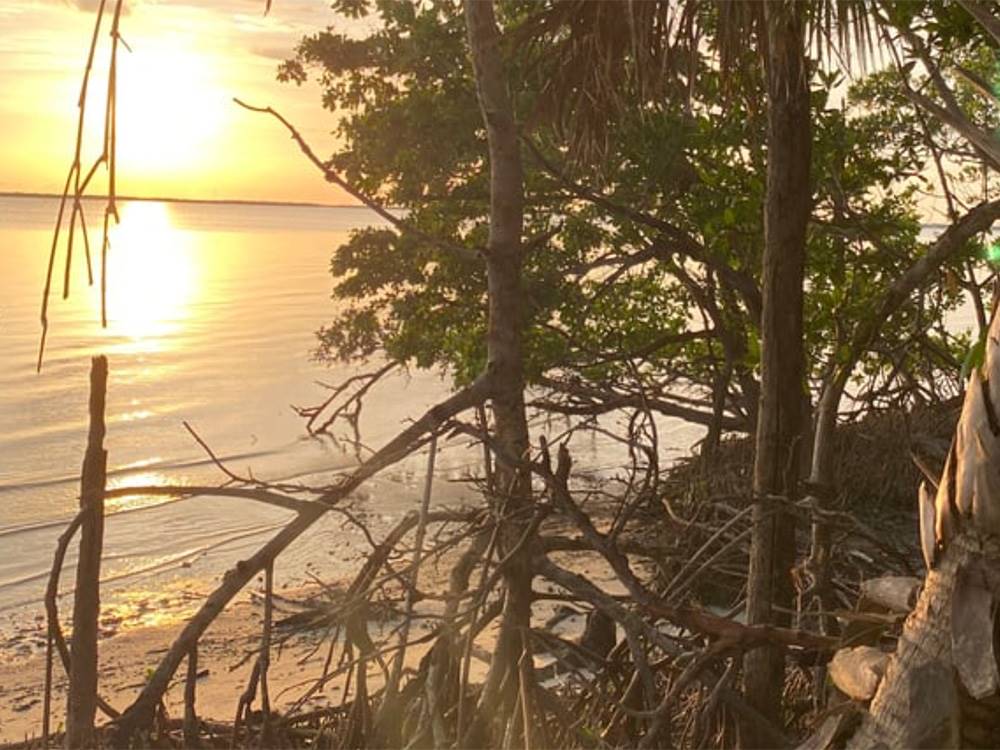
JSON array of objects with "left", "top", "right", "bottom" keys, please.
[{"left": 66, "top": 356, "right": 107, "bottom": 748}]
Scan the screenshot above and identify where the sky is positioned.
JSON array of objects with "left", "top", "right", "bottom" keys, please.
[{"left": 0, "top": 0, "right": 356, "bottom": 204}]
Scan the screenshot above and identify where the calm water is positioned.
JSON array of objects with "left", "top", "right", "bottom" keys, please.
[{"left": 0, "top": 196, "right": 483, "bottom": 643}]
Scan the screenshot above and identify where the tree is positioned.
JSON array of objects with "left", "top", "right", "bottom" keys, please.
[
  {"left": 283, "top": 6, "right": 863, "bottom": 739},
  {"left": 740, "top": 8, "right": 812, "bottom": 740},
  {"left": 285, "top": 2, "right": 962, "bottom": 435},
  {"left": 461, "top": 0, "right": 536, "bottom": 743}
]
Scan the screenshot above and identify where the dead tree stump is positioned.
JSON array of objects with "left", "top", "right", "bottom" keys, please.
[{"left": 66, "top": 355, "right": 108, "bottom": 748}]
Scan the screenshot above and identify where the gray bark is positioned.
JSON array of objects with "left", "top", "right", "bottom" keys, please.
[{"left": 463, "top": 0, "right": 533, "bottom": 743}]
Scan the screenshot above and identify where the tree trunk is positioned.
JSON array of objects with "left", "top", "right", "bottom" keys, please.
[
  {"left": 803, "top": 198, "right": 1000, "bottom": 645},
  {"left": 464, "top": 0, "right": 533, "bottom": 744},
  {"left": 66, "top": 356, "right": 108, "bottom": 748},
  {"left": 804, "top": 280, "right": 1000, "bottom": 749},
  {"left": 842, "top": 530, "right": 977, "bottom": 749},
  {"left": 702, "top": 364, "right": 732, "bottom": 458},
  {"left": 742, "top": 3, "right": 811, "bottom": 746},
  {"left": 804, "top": 374, "right": 846, "bottom": 629}
]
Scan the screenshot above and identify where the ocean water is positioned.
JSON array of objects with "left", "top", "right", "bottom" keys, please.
[
  {"left": 0, "top": 196, "right": 480, "bottom": 645},
  {"left": 1, "top": 195, "right": 988, "bottom": 657}
]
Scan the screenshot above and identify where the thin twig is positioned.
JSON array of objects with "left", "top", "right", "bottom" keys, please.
[
  {"left": 233, "top": 97, "right": 482, "bottom": 262},
  {"left": 38, "top": 0, "right": 123, "bottom": 370},
  {"left": 387, "top": 435, "right": 438, "bottom": 694},
  {"left": 258, "top": 563, "right": 274, "bottom": 747},
  {"left": 183, "top": 645, "right": 199, "bottom": 748}
]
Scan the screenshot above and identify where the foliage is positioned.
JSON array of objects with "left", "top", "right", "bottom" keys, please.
[{"left": 281, "top": 0, "right": 990, "bottom": 423}]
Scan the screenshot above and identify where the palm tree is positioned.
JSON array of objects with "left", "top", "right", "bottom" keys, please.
[
  {"left": 524, "top": 2, "right": 874, "bottom": 743},
  {"left": 822, "top": 274, "right": 1000, "bottom": 749}
]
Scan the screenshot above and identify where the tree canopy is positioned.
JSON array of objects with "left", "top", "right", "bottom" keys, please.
[{"left": 282, "top": 0, "right": 992, "bottom": 435}]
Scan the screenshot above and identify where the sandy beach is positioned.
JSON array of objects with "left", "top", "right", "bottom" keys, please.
[
  {"left": 0, "top": 538, "right": 627, "bottom": 746},
  {"left": 0, "top": 592, "right": 454, "bottom": 744},
  {"left": 2, "top": 600, "right": 301, "bottom": 743}
]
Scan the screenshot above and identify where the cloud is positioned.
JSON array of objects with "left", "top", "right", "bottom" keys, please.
[{"left": 250, "top": 45, "right": 297, "bottom": 61}]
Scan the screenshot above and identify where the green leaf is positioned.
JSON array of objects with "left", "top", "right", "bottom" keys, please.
[{"left": 962, "top": 333, "right": 988, "bottom": 381}]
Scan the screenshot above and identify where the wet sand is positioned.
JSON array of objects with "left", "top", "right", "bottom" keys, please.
[
  {"left": 0, "top": 544, "right": 623, "bottom": 744},
  {"left": 1, "top": 599, "right": 326, "bottom": 742}
]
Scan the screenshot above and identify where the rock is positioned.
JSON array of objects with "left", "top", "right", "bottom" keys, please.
[
  {"left": 829, "top": 645, "right": 889, "bottom": 701},
  {"left": 859, "top": 576, "right": 922, "bottom": 613}
]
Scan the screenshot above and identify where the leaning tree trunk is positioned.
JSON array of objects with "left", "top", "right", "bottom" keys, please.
[
  {"left": 742, "top": 3, "right": 811, "bottom": 746},
  {"left": 463, "top": 0, "right": 534, "bottom": 745},
  {"left": 808, "top": 302, "right": 1000, "bottom": 748}
]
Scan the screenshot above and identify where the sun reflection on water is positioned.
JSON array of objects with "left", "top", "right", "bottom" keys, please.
[
  {"left": 105, "top": 469, "right": 172, "bottom": 513},
  {"left": 100, "top": 585, "right": 205, "bottom": 633},
  {"left": 92, "top": 201, "right": 198, "bottom": 352}
]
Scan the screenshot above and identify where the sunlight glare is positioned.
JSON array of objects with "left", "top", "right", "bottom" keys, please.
[
  {"left": 105, "top": 469, "right": 172, "bottom": 514},
  {"left": 115, "top": 40, "right": 229, "bottom": 178},
  {"left": 96, "top": 201, "right": 197, "bottom": 350}
]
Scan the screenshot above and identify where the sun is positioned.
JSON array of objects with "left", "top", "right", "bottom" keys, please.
[{"left": 114, "top": 40, "right": 229, "bottom": 179}]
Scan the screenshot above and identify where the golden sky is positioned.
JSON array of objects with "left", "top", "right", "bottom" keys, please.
[{"left": 0, "top": 0, "right": 355, "bottom": 205}]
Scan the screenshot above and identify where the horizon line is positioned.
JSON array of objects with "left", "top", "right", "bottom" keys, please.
[
  {"left": 0, "top": 190, "right": 371, "bottom": 211},
  {"left": 1, "top": 191, "right": 959, "bottom": 228}
]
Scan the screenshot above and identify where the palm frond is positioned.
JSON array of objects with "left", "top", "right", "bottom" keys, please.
[
  {"left": 517, "top": 0, "right": 884, "bottom": 162},
  {"left": 516, "top": 0, "right": 689, "bottom": 163}
]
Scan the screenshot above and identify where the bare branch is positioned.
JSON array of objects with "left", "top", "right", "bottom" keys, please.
[
  {"left": 234, "top": 98, "right": 482, "bottom": 263},
  {"left": 103, "top": 484, "right": 315, "bottom": 514},
  {"left": 110, "top": 375, "right": 492, "bottom": 743}
]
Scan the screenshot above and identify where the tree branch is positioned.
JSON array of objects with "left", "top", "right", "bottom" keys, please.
[{"left": 234, "top": 98, "right": 483, "bottom": 263}]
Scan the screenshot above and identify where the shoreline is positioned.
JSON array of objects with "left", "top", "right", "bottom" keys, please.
[
  {"left": 0, "top": 597, "right": 343, "bottom": 743},
  {"left": 0, "top": 543, "right": 617, "bottom": 745}
]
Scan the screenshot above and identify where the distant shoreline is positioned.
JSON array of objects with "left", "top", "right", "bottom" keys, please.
[
  {"left": 0, "top": 192, "right": 954, "bottom": 227},
  {"left": 0, "top": 190, "right": 368, "bottom": 210}
]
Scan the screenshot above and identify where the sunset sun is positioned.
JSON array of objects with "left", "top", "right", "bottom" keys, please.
[
  {"left": 99, "top": 200, "right": 196, "bottom": 348},
  {"left": 115, "top": 41, "right": 228, "bottom": 178}
]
